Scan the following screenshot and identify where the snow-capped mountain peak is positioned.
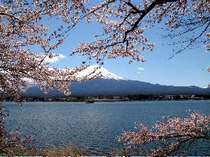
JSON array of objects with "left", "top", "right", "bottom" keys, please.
[
  {"left": 23, "top": 65, "right": 124, "bottom": 89},
  {"left": 76, "top": 65, "right": 124, "bottom": 80}
]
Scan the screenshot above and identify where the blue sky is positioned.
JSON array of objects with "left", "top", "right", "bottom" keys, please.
[{"left": 48, "top": 20, "right": 210, "bottom": 88}]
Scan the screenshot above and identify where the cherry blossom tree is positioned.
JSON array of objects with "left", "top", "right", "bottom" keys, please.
[
  {"left": 119, "top": 112, "right": 210, "bottom": 156},
  {"left": 73, "top": 0, "right": 210, "bottom": 62},
  {"left": 0, "top": 0, "right": 98, "bottom": 100},
  {"left": 0, "top": 107, "right": 28, "bottom": 154}
]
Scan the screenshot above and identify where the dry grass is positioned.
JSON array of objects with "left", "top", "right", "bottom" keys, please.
[
  {"left": 41, "top": 145, "right": 87, "bottom": 157},
  {"left": 0, "top": 145, "right": 88, "bottom": 157}
]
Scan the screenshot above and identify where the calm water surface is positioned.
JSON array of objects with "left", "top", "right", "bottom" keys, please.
[{"left": 2, "top": 100, "right": 210, "bottom": 153}]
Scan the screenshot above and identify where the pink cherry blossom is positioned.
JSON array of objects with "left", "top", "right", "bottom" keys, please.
[{"left": 119, "top": 112, "right": 210, "bottom": 156}]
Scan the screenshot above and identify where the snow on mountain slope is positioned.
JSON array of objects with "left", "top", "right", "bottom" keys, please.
[
  {"left": 23, "top": 65, "right": 123, "bottom": 89},
  {"left": 21, "top": 78, "right": 36, "bottom": 92},
  {"left": 76, "top": 65, "right": 124, "bottom": 80}
]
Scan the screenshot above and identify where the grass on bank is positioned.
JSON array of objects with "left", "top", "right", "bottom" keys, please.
[{"left": 0, "top": 145, "right": 88, "bottom": 157}]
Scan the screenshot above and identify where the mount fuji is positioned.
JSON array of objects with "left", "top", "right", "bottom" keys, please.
[
  {"left": 76, "top": 65, "right": 124, "bottom": 80},
  {"left": 24, "top": 65, "right": 210, "bottom": 97}
]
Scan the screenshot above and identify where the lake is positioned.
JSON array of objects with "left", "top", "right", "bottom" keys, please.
[{"left": 2, "top": 100, "right": 210, "bottom": 154}]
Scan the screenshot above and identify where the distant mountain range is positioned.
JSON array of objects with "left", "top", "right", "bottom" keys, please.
[
  {"left": 24, "top": 79, "right": 210, "bottom": 97},
  {"left": 24, "top": 66, "right": 210, "bottom": 97}
]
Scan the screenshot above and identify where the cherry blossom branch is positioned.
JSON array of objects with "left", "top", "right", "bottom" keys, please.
[
  {"left": 123, "top": 0, "right": 178, "bottom": 41},
  {"left": 119, "top": 112, "right": 210, "bottom": 156},
  {"left": 169, "top": 21, "right": 210, "bottom": 58},
  {"left": 0, "top": 12, "right": 21, "bottom": 21}
]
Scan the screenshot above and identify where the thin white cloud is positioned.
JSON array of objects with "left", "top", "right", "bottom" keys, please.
[
  {"left": 44, "top": 54, "right": 66, "bottom": 63},
  {"left": 137, "top": 67, "right": 144, "bottom": 71}
]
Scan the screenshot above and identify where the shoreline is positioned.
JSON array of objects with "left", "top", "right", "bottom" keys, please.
[{"left": 1, "top": 98, "right": 210, "bottom": 103}]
